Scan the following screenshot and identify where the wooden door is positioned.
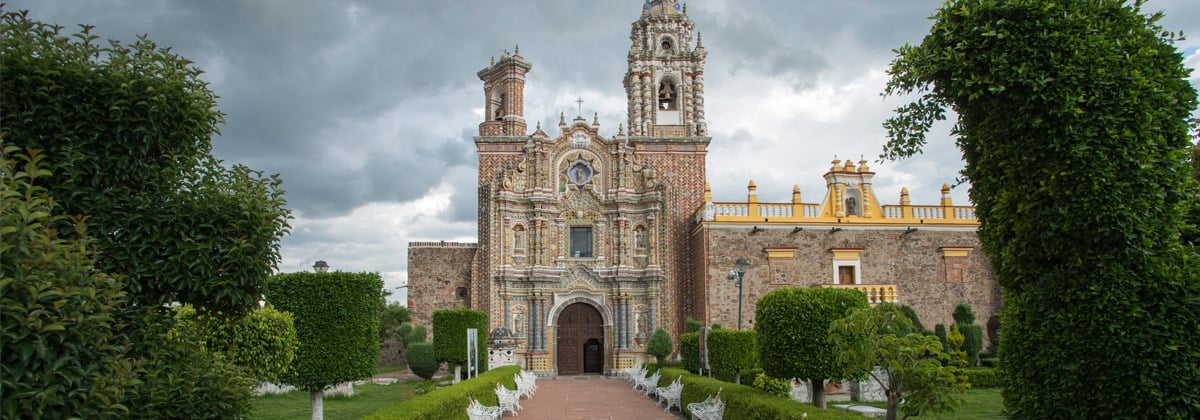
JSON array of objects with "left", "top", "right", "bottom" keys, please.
[{"left": 556, "top": 303, "right": 603, "bottom": 375}]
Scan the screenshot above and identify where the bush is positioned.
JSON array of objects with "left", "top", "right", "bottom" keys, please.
[
  {"left": 952, "top": 303, "right": 976, "bottom": 325},
  {"left": 680, "top": 332, "right": 700, "bottom": 373},
  {"left": 266, "top": 271, "right": 383, "bottom": 392},
  {"left": 173, "top": 304, "right": 299, "bottom": 383},
  {"left": 686, "top": 317, "right": 703, "bottom": 334},
  {"left": 647, "top": 328, "right": 673, "bottom": 365},
  {"left": 934, "top": 324, "right": 948, "bottom": 351},
  {"left": 124, "top": 323, "right": 254, "bottom": 419},
  {"left": 364, "top": 366, "right": 521, "bottom": 420},
  {"left": 959, "top": 324, "right": 984, "bottom": 367},
  {"left": 752, "top": 372, "right": 791, "bottom": 398},
  {"left": 380, "top": 302, "right": 411, "bottom": 342},
  {"left": 708, "top": 329, "right": 757, "bottom": 384},
  {"left": 432, "top": 309, "right": 489, "bottom": 378},
  {"left": 408, "top": 324, "right": 428, "bottom": 345},
  {"left": 966, "top": 367, "right": 1004, "bottom": 388},
  {"left": 1, "top": 149, "right": 136, "bottom": 419},
  {"left": 898, "top": 304, "right": 927, "bottom": 333},
  {"left": 407, "top": 342, "right": 438, "bottom": 380}
]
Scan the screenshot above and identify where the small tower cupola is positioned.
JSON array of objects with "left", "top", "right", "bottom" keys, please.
[{"left": 478, "top": 46, "right": 532, "bottom": 137}]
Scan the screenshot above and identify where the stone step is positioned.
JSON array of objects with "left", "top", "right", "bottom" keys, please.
[{"left": 832, "top": 404, "right": 887, "bottom": 418}]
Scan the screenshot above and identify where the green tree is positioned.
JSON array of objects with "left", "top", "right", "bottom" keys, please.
[
  {"left": 267, "top": 272, "right": 383, "bottom": 420},
  {"left": 379, "top": 302, "right": 411, "bottom": 342},
  {"left": 646, "top": 328, "right": 673, "bottom": 365},
  {"left": 755, "top": 287, "right": 868, "bottom": 408},
  {"left": 830, "top": 303, "right": 968, "bottom": 420},
  {"left": 173, "top": 304, "right": 299, "bottom": 384},
  {"left": 432, "top": 309, "right": 489, "bottom": 382},
  {"left": 883, "top": 1, "right": 1200, "bottom": 416},
  {"left": 1, "top": 148, "right": 136, "bottom": 418}
]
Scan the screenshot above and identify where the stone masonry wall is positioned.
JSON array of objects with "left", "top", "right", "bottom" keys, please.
[
  {"left": 407, "top": 242, "right": 478, "bottom": 328},
  {"left": 696, "top": 225, "right": 1000, "bottom": 335}
]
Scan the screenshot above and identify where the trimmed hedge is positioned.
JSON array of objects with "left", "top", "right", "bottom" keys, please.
[
  {"left": 680, "top": 332, "right": 700, "bottom": 373},
  {"left": 173, "top": 304, "right": 299, "bottom": 383},
  {"left": 407, "top": 342, "right": 438, "bottom": 380},
  {"left": 432, "top": 309, "right": 489, "bottom": 376},
  {"left": 708, "top": 329, "right": 757, "bottom": 384},
  {"left": 965, "top": 367, "right": 1005, "bottom": 389},
  {"left": 656, "top": 368, "right": 862, "bottom": 420},
  {"left": 266, "top": 271, "right": 383, "bottom": 392},
  {"left": 364, "top": 365, "right": 520, "bottom": 419}
]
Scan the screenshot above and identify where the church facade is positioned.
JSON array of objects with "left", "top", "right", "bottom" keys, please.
[{"left": 408, "top": 0, "right": 999, "bottom": 376}]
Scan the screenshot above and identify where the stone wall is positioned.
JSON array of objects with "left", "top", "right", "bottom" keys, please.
[
  {"left": 694, "top": 225, "right": 1000, "bottom": 336},
  {"left": 407, "top": 242, "right": 478, "bottom": 328}
]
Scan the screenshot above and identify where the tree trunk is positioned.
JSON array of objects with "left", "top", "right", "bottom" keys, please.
[
  {"left": 886, "top": 395, "right": 899, "bottom": 420},
  {"left": 734, "top": 370, "right": 742, "bottom": 385},
  {"left": 453, "top": 364, "right": 462, "bottom": 384},
  {"left": 310, "top": 390, "right": 324, "bottom": 420},
  {"left": 810, "top": 379, "right": 826, "bottom": 409}
]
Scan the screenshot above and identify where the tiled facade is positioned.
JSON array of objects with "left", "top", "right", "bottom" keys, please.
[{"left": 407, "top": 0, "right": 999, "bottom": 376}]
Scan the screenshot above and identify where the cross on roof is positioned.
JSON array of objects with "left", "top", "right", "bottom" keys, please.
[{"left": 575, "top": 97, "right": 584, "bottom": 117}]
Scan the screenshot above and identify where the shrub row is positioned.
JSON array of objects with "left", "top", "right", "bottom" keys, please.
[
  {"left": 965, "top": 367, "right": 1004, "bottom": 389},
  {"left": 364, "top": 365, "right": 521, "bottom": 419},
  {"left": 656, "top": 368, "right": 862, "bottom": 420}
]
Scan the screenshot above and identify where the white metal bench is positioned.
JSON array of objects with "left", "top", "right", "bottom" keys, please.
[
  {"left": 466, "top": 397, "right": 502, "bottom": 420},
  {"left": 655, "top": 376, "right": 683, "bottom": 412},
  {"left": 636, "top": 371, "right": 661, "bottom": 397},
  {"left": 687, "top": 387, "right": 724, "bottom": 420},
  {"left": 626, "top": 365, "right": 646, "bottom": 386},
  {"left": 516, "top": 370, "right": 537, "bottom": 399},
  {"left": 495, "top": 382, "right": 522, "bottom": 416}
]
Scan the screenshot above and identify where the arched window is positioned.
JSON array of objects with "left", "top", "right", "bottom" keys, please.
[{"left": 661, "top": 37, "right": 674, "bottom": 53}]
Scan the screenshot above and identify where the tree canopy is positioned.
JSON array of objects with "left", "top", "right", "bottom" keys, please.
[{"left": 883, "top": 1, "right": 1199, "bottom": 417}]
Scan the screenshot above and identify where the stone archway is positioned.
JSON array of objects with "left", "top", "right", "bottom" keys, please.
[{"left": 555, "top": 302, "right": 604, "bottom": 375}]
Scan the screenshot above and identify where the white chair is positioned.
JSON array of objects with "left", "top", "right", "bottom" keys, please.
[
  {"left": 466, "top": 398, "right": 502, "bottom": 420},
  {"left": 687, "top": 387, "right": 725, "bottom": 420},
  {"left": 495, "top": 382, "right": 522, "bottom": 416},
  {"left": 655, "top": 376, "right": 684, "bottom": 413}
]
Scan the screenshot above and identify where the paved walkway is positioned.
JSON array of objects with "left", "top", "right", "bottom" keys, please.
[{"left": 516, "top": 375, "right": 684, "bottom": 419}]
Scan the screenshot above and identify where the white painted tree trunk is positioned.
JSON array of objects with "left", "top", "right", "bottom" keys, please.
[
  {"left": 310, "top": 390, "right": 324, "bottom": 420},
  {"left": 453, "top": 364, "right": 462, "bottom": 384}
]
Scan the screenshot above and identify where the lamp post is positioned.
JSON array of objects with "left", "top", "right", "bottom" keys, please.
[
  {"left": 727, "top": 257, "right": 749, "bottom": 330},
  {"left": 313, "top": 260, "right": 330, "bottom": 273}
]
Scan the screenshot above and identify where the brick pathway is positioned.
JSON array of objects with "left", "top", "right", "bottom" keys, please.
[{"left": 515, "top": 375, "right": 684, "bottom": 419}]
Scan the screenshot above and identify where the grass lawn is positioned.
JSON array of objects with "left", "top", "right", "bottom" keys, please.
[
  {"left": 375, "top": 364, "right": 407, "bottom": 375},
  {"left": 249, "top": 381, "right": 421, "bottom": 420},
  {"left": 858, "top": 388, "right": 1005, "bottom": 419}
]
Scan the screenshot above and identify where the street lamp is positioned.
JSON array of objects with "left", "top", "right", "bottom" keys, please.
[
  {"left": 727, "top": 257, "right": 750, "bottom": 330},
  {"left": 313, "top": 260, "right": 330, "bottom": 273}
]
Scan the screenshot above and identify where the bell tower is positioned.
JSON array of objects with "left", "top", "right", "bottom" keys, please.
[
  {"left": 479, "top": 47, "right": 531, "bottom": 137},
  {"left": 625, "top": 0, "right": 707, "bottom": 137}
]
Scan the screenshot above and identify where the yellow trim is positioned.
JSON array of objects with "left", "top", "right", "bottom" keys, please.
[
  {"left": 831, "top": 248, "right": 863, "bottom": 261},
  {"left": 939, "top": 246, "right": 974, "bottom": 258},
  {"left": 763, "top": 247, "right": 796, "bottom": 259}
]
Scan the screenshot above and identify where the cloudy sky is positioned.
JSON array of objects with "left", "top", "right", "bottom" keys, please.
[{"left": 12, "top": 1, "right": 1199, "bottom": 303}]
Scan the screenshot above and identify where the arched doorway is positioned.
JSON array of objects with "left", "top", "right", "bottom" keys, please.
[{"left": 556, "top": 302, "right": 604, "bottom": 375}]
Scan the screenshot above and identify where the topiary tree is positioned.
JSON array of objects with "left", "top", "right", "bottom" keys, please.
[
  {"left": 679, "top": 332, "right": 700, "bottom": 373},
  {"left": 406, "top": 342, "right": 438, "bottom": 381},
  {"left": 829, "top": 303, "right": 968, "bottom": 420},
  {"left": 951, "top": 303, "right": 975, "bottom": 326},
  {"left": 883, "top": 1, "right": 1200, "bottom": 416},
  {"left": 951, "top": 303, "right": 983, "bottom": 366},
  {"left": 432, "top": 309, "right": 488, "bottom": 383},
  {"left": 407, "top": 324, "right": 428, "bottom": 346},
  {"left": 173, "top": 304, "right": 299, "bottom": 384},
  {"left": 1, "top": 149, "right": 137, "bottom": 418},
  {"left": 756, "top": 287, "right": 869, "bottom": 408},
  {"left": 267, "top": 272, "right": 383, "bottom": 420},
  {"left": 646, "top": 328, "right": 673, "bottom": 365},
  {"left": 685, "top": 317, "right": 703, "bottom": 334},
  {"left": 707, "top": 329, "right": 758, "bottom": 384},
  {"left": 933, "top": 324, "right": 948, "bottom": 353}
]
